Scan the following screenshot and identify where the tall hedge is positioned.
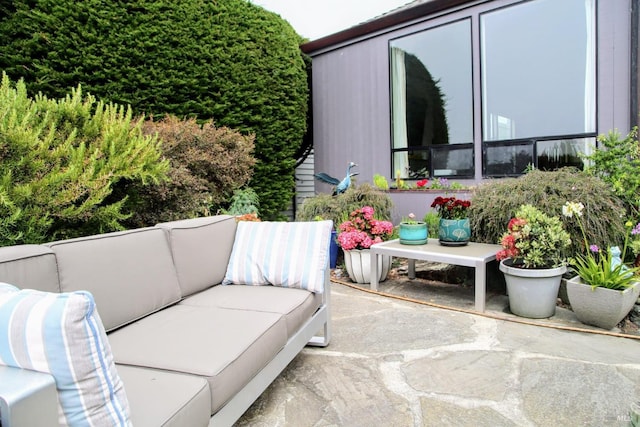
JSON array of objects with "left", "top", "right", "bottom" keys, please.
[
  {"left": 0, "top": 0, "right": 308, "bottom": 219},
  {"left": 0, "top": 73, "right": 167, "bottom": 244}
]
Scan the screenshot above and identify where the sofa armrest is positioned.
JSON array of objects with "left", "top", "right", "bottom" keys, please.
[{"left": 0, "top": 365, "right": 58, "bottom": 426}]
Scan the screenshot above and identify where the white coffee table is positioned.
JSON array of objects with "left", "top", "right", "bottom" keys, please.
[{"left": 370, "top": 239, "right": 502, "bottom": 312}]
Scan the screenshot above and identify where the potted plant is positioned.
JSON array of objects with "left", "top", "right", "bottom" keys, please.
[
  {"left": 399, "top": 213, "right": 428, "bottom": 245},
  {"left": 337, "top": 206, "right": 394, "bottom": 284},
  {"left": 430, "top": 196, "right": 472, "bottom": 246},
  {"left": 562, "top": 201, "right": 640, "bottom": 329},
  {"left": 497, "top": 204, "right": 571, "bottom": 318}
]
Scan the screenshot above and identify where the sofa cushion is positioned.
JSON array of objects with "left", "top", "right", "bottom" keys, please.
[
  {"left": 107, "top": 304, "right": 287, "bottom": 414},
  {"left": 0, "top": 245, "right": 60, "bottom": 293},
  {"left": 181, "top": 284, "right": 322, "bottom": 338},
  {"left": 117, "top": 365, "right": 210, "bottom": 427},
  {"left": 0, "top": 283, "right": 131, "bottom": 426},
  {"left": 47, "top": 227, "right": 182, "bottom": 331},
  {"left": 156, "top": 215, "right": 237, "bottom": 297},
  {"left": 222, "top": 220, "right": 332, "bottom": 293}
]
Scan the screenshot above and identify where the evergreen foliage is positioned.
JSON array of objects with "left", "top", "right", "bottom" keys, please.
[
  {"left": 123, "top": 115, "right": 255, "bottom": 227},
  {"left": 0, "top": 73, "right": 167, "bottom": 244},
  {"left": 0, "top": 0, "right": 308, "bottom": 219},
  {"left": 469, "top": 168, "right": 626, "bottom": 260},
  {"left": 296, "top": 184, "right": 394, "bottom": 228}
]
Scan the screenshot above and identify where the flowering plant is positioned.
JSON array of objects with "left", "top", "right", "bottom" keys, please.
[
  {"left": 496, "top": 204, "right": 571, "bottom": 269},
  {"left": 337, "top": 206, "right": 394, "bottom": 251},
  {"left": 401, "top": 213, "right": 422, "bottom": 225},
  {"left": 235, "top": 213, "right": 260, "bottom": 222},
  {"left": 562, "top": 201, "right": 640, "bottom": 290},
  {"left": 430, "top": 196, "right": 471, "bottom": 220}
]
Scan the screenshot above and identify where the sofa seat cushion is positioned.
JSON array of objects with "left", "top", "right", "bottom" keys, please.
[
  {"left": 107, "top": 305, "right": 288, "bottom": 414},
  {"left": 117, "top": 365, "right": 210, "bottom": 427},
  {"left": 181, "top": 284, "right": 322, "bottom": 338},
  {"left": 47, "top": 227, "right": 182, "bottom": 332},
  {"left": 223, "top": 220, "right": 332, "bottom": 293},
  {"left": 0, "top": 284, "right": 131, "bottom": 426}
]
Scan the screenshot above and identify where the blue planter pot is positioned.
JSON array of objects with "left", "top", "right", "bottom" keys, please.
[
  {"left": 330, "top": 230, "right": 339, "bottom": 268},
  {"left": 399, "top": 222, "right": 428, "bottom": 245},
  {"left": 438, "top": 218, "right": 470, "bottom": 246}
]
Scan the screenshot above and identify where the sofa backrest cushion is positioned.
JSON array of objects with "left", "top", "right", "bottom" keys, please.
[
  {"left": 222, "top": 220, "right": 332, "bottom": 293},
  {"left": 0, "top": 283, "right": 131, "bottom": 426},
  {"left": 0, "top": 245, "right": 60, "bottom": 293},
  {"left": 47, "top": 228, "right": 182, "bottom": 331},
  {"left": 156, "top": 215, "right": 237, "bottom": 297}
]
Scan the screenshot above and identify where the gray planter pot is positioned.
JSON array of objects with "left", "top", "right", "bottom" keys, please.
[
  {"left": 566, "top": 276, "right": 640, "bottom": 330},
  {"left": 499, "top": 259, "right": 566, "bottom": 319}
]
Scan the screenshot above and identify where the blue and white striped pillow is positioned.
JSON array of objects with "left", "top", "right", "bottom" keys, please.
[
  {"left": 222, "top": 220, "right": 332, "bottom": 293},
  {"left": 0, "top": 283, "right": 131, "bottom": 426}
]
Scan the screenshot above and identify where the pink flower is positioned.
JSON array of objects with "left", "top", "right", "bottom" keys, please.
[{"left": 337, "top": 206, "right": 393, "bottom": 251}]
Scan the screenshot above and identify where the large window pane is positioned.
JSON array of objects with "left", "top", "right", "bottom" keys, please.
[
  {"left": 390, "top": 19, "right": 473, "bottom": 178},
  {"left": 481, "top": 0, "right": 596, "bottom": 141}
]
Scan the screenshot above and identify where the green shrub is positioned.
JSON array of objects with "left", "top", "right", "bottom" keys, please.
[
  {"left": 222, "top": 188, "right": 260, "bottom": 216},
  {"left": 296, "top": 184, "right": 394, "bottom": 228},
  {"left": 121, "top": 115, "right": 255, "bottom": 227},
  {"left": 0, "top": 0, "right": 308, "bottom": 220},
  {"left": 422, "top": 212, "right": 440, "bottom": 238},
  {"left": 0, "top": 73, "right": 167, "bottom": 244},
  {"left": 469, "top": 168, "right": 626, "bottom": 259},
  {"left": 583, "top": 128, "right": 640, "bottom": 217}
]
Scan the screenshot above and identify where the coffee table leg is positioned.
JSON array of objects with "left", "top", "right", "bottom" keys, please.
[
  {"left": 408, "top": 259, "right": 416, "bottom": 279},
  {"left": 475, "top": 262, "right": 486, "bottom": 312},
  {"left": 370, "top": 251, "right": 379, "bottom": 291}
]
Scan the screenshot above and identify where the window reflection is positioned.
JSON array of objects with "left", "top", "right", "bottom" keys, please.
[
  {"left": 390, "top": 19, "right": 473, "bottom": 178},
  {"left": 481, "top": 0, "right": 596, "bottom": 141}
]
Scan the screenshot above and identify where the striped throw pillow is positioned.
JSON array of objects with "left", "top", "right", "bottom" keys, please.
[
  {"left": 222, "top": 220, "right": 332, "bottom": 293},
  {"left": 0, "top": 283, "right": 131, "bottom": 426}
]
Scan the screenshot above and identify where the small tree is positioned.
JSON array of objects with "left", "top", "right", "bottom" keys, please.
[{"left": 0, "top": 73, "right": 167, "bottom": 244}]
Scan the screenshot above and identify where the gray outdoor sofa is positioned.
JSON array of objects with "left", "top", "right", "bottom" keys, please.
[{"left": 0, "top": 215, "right": 332, "bottom": 426}]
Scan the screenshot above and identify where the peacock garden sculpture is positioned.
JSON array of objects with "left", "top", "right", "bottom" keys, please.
[{"left": 314, "top": 162, "right": 358, "bottom": 195}]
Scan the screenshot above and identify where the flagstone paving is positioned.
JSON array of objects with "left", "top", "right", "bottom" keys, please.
[{"left": 237, "top": 281, "right": 640, "bottom": 426}]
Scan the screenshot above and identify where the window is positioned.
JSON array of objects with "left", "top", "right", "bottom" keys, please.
[
  {"left": 480, "top": 0, "right": 596, "bottom": 176},
  {"left": 390, "top": 19, "right": 473, "bottom": 179}
]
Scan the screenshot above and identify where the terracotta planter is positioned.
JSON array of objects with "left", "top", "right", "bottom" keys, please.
[
  {"left": 343, "top": 249, "right": 390, "bottom": 284},
  {"left": 566, "top": 276, "right": 640, "bottom": 330},
  {"left": 499, "top": 258, "right": 566, "bottom": 318},
  {"left": 399, "top": 222, "right": 428, "bottom": 245}
]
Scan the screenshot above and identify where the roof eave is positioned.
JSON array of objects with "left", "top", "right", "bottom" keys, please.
[{"left": 301, "top": 0, "right": 475, "bottom": 54}]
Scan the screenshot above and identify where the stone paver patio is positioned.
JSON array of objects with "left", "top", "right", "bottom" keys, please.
[{"left": 237, "top": 280, "right": 640, "bottom": 426}]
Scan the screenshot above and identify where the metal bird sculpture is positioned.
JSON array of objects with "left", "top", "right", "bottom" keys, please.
[{"left": 314, "top": 162, "right": 358, "bottom": 195}]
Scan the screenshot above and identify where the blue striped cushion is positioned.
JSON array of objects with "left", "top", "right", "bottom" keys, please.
[
  {"left": 222, "top": 221, "right": 332, "bottom": 293},
  {"left": 0, "top": 283, "right": 131, "bottom": 426}
]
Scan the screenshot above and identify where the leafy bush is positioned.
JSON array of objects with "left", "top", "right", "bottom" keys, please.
[
  {"left": 0, "top": 73, "right": 167, "bottom": 244},
  {"left": 297, "top": 184, "right": 394, "bottom": 228},
  {"left": 0, "top": 0, "right": 308, "bottom": 220},
  {"left": 469, "top": 168, "right": 626, "bottom": 259},
  {"left": 122, "top": 115, "right": 255, "bottom": 227},
  {"left": 583, "top": 128, "right": 640, "bottom": 217},
  {"left": 222, "top": 188, "right": 260, "bottom": 216}
]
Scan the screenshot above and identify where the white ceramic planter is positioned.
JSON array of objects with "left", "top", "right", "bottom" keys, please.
[
  {"left": 343, "top": 249, "right": 390, "bottom": 284},
  {"left": 566, "top": 276, "right": 640, "bottom": 330},
  {"left": 499, "top": 259, "right": 566, "bottom": 319}
]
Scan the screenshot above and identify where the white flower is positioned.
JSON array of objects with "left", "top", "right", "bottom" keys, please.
[{"left": 562, "top": 201, "right": 584, "bottom": 218}]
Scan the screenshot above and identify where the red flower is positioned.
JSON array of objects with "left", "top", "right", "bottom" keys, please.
[{"left": 416, "top": 179, "right": 429, "bottom": 188}]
